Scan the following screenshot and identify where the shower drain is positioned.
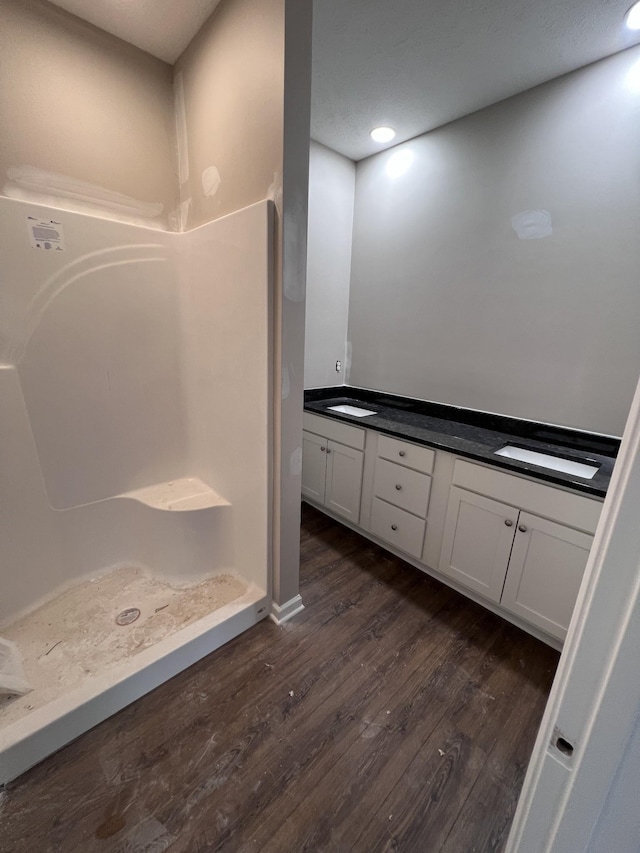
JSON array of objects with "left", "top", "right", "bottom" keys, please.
[{"left": 116, "top": 607, "right": 141, "bottom": 626}]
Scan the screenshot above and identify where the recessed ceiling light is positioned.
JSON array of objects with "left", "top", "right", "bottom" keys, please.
[
  {"left": 370, "top": 126, "right": 396, "bottom": 143},
  {"left": 626, "top": 1, "right": 640, "bottom": 29}
]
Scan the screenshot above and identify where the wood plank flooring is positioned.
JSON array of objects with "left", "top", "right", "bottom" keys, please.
[{"left": 0, "top": 504, "right": 559, "bottom": 852}]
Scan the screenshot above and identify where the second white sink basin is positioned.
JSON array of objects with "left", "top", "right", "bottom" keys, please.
[
  {"left": 495, "top": 444, "right": 599, "bottom": 479},
  {"left": 328, "top": 404, "right": 377, "bottom": 417}
]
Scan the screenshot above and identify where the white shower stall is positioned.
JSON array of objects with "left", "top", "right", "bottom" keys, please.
[{"left": 0, "top": 196, "right": 273, "bottom": 781}]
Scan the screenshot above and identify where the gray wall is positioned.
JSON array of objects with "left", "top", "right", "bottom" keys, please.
[
  {"left": 0, "top": 0, "right": 178, "bottom": 226},
  {"left": 304, "top": 141, "right": 355, "bottom": 388},
  {"left": 175, "top": 0, "right": 284, "bottom": 228},
  {"left": 347, "top": 46, "right": 640, "bottom": 436},
  {"left": 273, "top": 0, "right": 313, "bottom": 609}
]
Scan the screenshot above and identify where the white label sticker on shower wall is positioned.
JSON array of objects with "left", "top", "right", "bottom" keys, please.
[{"left": 27, "top": 216, "right": 65, "bottom": 251}]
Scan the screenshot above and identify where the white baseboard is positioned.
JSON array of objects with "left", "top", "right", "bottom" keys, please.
[{"left": 270, "top": 594, "right": 304, "bottom": 625}]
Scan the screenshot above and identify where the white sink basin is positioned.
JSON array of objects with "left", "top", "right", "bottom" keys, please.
[
  {"left": 328, "top": 404, "right": 377, "bottom": 417},
  {"left": 495, "top": 444, "right": 599, "bottom": 479}
]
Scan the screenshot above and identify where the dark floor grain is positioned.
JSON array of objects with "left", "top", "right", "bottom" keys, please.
[{"left": 0, "top": 504, "right": 558, "bottom": 852}]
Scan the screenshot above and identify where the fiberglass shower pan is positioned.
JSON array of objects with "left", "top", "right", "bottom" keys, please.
[{"left": 0, "top": 197, "right": 273, "bottom": 782}]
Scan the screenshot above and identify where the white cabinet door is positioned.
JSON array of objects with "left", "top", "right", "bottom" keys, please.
[
  {"left": 439, "top": 486, "right": 517, "bottom": 602},
  {"left": 325, "top": 440, "right": 364, "bottom": 523},
  {"left": 301, "top": 431, "right": 327, "bottom": 503},
  {"left": 501, "top": 512, "right": 593, "bottom": 641}
]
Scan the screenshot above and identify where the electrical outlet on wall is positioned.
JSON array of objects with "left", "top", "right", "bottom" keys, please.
[{"left": 335, "top": 360, "right": 342, "bottom": 373}]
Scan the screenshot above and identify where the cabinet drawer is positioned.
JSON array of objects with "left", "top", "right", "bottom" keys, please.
[
  {"left": 373, "top": 458, "right": 431, "bottom": 517},
  {"left": 370, "top": 498, "right": 426, "bottom": 559},
  {"left": 377, "top": 435, "right": 434, "bottom": 474},
  {"left": 303, "top": 412, "right": 365, "bottom": 450}
]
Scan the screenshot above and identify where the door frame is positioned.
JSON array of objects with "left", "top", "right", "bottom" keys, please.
[{"left": 507, "top": 373, "right": 640, "bottom": 851}]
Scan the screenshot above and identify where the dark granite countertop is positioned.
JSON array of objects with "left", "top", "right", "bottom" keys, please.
[{"left": 304, "top": 387, "right": 620, "bottom": 499}]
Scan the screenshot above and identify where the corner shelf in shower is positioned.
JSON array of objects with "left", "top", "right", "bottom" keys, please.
[{"left": 122, "top": 477, "right": 230, "bottom": 511}]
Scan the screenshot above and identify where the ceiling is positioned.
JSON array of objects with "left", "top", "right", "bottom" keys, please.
[
  {"left": 46, "top": 0, "right": 224, "bottom": 63},
  {"left": 312, "top": 0, "right": 640, "bottom": 160},
  {"left": 46, "top": 0, "right": 640, "bottom": 161}
]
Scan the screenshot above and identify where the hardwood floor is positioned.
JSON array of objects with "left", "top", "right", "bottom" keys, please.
[{"left": 0, "top": 504, "right": 558, "bottom": 852}]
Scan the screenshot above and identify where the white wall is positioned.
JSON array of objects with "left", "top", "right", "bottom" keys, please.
[
  {"left": 181, "top": 201, "right": 273, "bottom": 590},
  {"left": 0, "top": 198, "right": 187, "bottom": 509},
  {"left": 0, "top": 197, "right": 273, "bottom": 621},
  {"left": 0, "top": 196, "right": 186, "bottom": 618},
  {"left": 585, "top": 711, "right": 640, "bottom": 852},
  {"left": 347, "top": 46, "right": 640, "bottom": 436},
  {"left": 304, "top": 142, "right": 355, "bottom": 388}
]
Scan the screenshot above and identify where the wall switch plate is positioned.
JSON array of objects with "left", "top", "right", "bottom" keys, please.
[{"left": 335, "top": 360, "right": 342, "bottom": 372}]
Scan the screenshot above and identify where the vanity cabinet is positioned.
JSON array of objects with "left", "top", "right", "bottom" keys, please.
[
  {"left": 301, "top": 411, "right": 603, "bottom": 646},
  {"left": 439, "top": 460, "right": 601, "bottom": 641},
  {"left": 369, "top": 435, "right": 434, "bottom": 558},
  {"left": 302, "top": 414, "right": 365, "bottom": 524}
]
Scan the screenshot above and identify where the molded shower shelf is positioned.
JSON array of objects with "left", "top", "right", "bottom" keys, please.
[{"left": 124, "top": 477, "right": 230, "bottom": 511}]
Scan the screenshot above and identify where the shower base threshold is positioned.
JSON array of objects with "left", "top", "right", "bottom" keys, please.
[{"left": 0, "top": 567, "right": 268, "bottom": 783}]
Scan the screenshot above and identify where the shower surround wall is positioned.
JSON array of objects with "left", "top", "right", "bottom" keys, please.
[
  {"left": 0, "top": 0, "right": 311, "bottom": 783},
  {"left": 0, "top": 196, "right": 273, "bottom": 781}
]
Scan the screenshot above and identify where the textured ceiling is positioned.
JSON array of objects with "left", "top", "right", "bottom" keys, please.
[
  {"left": 45, "top": 0, "right": 223, "bottom": 63},
  {"left": 312, "top": 0, "right": 640, "bottom": 160},
  {"left": 45, "top": 0, "right": 640, "bottom": 160}
]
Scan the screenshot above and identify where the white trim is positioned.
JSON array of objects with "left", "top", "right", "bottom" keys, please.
[
  {"left": 507, "top": 372, "right": 640, "bottom": 851},
  {"left": 270, "top": 595, "right": 305, "bottom": 625}
]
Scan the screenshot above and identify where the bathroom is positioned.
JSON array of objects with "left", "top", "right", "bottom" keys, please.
[{"left": 2, "top": 0, "right": 640, "bottom": 845}]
